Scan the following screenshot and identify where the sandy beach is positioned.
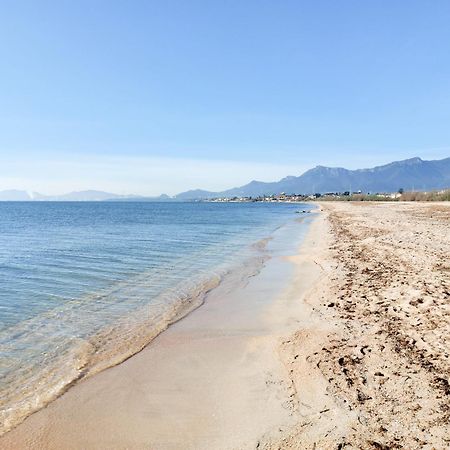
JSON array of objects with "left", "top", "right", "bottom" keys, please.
[
  {"left": 1, "top": 202, "right": 449, "bottom": 449},
  {"left": 263, "top": 202, "right": 450, "bottom": 449}
]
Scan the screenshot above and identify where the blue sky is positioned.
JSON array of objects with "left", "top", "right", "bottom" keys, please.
[{"left": 1, "top": 1, "right": 449, "bottom": 195}]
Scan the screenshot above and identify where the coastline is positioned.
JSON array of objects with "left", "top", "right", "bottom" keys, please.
[
  {"left": 2, "top": 201, "right": 448, "bottom": 449},
  {"left": 0, "top": 212, "right": 317, "bottom": 449},
  {"left": 1, "top": 202, "right": 305, "bottom": 437},
  {"left": 0, "top": 270, "right": 221, "bottom": 437}
]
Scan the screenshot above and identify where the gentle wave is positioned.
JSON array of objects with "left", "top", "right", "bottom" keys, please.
[
  {"left": 0, "top": 202, "right": 311, "bottom": 435},
  {"left": 0, "top": 250, "right": 268, "bottom": 435}
]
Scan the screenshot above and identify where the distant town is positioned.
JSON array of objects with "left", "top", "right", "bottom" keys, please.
[
  {"left": 205, "top": 191, "right": 398, "bottom": 202},
  {"left": 205, "top": 189, "right": 450, "bottom": 202}
]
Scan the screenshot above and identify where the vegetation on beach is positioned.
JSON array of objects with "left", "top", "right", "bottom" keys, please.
[
  {"left": 327, "top": 189, "right": 450, "bottom": 202},
  {"left": 399, "top": 189, "right": 450, "bottom": 201},
  {"left": 206, "top": 189, "right": 450, "bottom": 203}
]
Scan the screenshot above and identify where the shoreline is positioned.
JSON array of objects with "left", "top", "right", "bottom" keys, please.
[
  {"left": 0, "top": 271, "right": 220, "bottom": 437},
  {"left": 0, "top": 212, "right": 317, "bottom": 449},
  {"left": 3, "top": 201, "right": 447, "bottom": 448},
  {"left": 0, "top": 201, "right": 309, "bottom": 438},
  {"left": 1, "top": 200, "right": 311, "bottom": 437},
  {"left": 0, "top": 228, "right": 286, "bottom": 437}
]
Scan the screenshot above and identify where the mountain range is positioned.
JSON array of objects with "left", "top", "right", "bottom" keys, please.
[
  {"left": 0, "top": 157, "right": 449, "bottom": 201},
  {"left": 0, "top": 190, "right": 172, "bottom": 202},
  {"left": 175, "top": 156, "right": 450, "bottom": 199}
]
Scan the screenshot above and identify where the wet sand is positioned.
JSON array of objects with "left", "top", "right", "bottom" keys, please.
[{"left": 1, "top": 215, "right": 334, "bottom": 449}]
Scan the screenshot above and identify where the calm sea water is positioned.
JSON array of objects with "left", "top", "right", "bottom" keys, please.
[{"left": 0, "top": 201, "right": 311, "bottom": 433}]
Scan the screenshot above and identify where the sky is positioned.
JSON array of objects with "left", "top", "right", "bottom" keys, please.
[{"left": 1, "top": 0, "right": 449, "bottom": 195}]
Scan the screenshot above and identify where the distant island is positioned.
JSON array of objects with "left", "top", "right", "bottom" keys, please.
[{"left": 1, "top": 156, "right": 449, "bottom": 201}]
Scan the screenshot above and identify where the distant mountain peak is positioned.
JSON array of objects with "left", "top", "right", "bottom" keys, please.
[
  {"left": 0, "top": 190, "right": 31, "bottom": 200},
  {"left": 403, "top": 156, "right": 423, "bottom": 164}
]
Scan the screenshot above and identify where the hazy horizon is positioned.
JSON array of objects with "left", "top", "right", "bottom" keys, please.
[{"left": 0, "top": 155, "right": 448, "bottom": 197}]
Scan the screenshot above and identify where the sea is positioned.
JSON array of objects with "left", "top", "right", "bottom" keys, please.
[{"left": 0, "top": 201, "right": 313, "bottom": 433}]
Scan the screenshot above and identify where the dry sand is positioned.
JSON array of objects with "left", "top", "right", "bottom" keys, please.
[
  {"left": 2, "top": 202, "right": 449, "bottom": 449},
  {"left": 263, "top": 202, "right": 450, "bottom": 449}
]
